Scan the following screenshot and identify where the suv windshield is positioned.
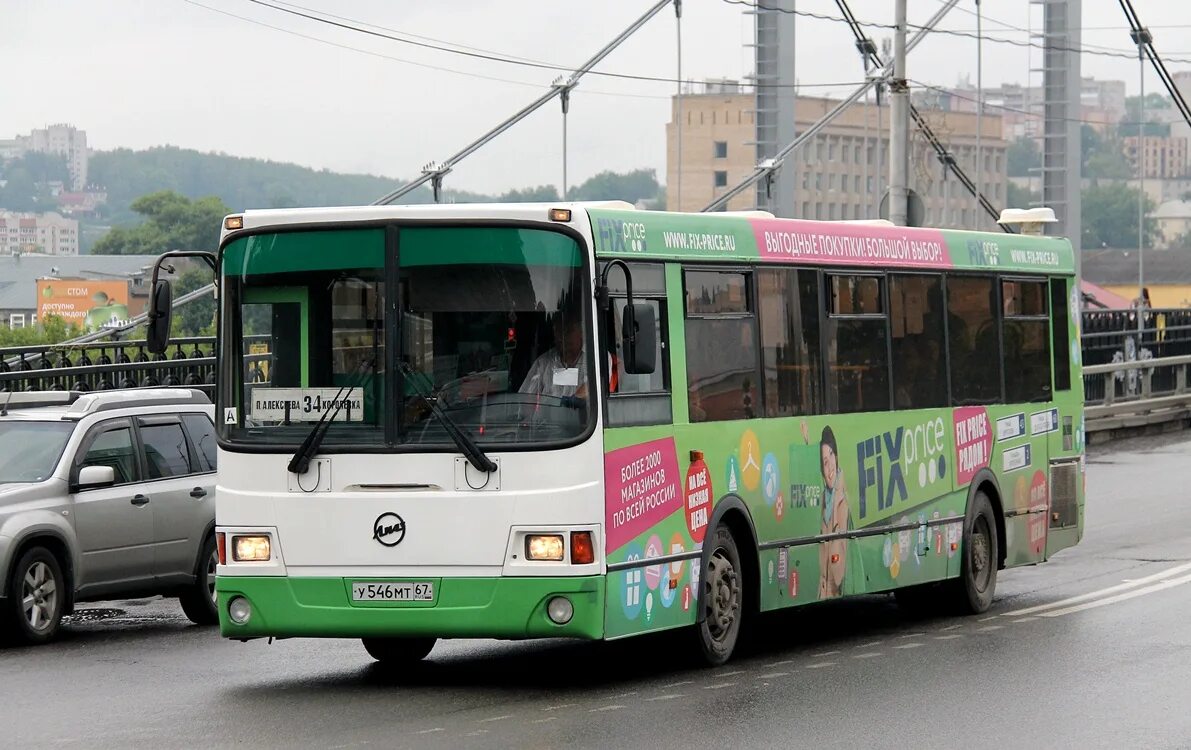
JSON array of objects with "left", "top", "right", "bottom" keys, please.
[
  {"left": 0, "top": 421, "right": 74, "bottom": 483},
  {"left": 219, "top": 225, "right": 593, "bottom": 450}
]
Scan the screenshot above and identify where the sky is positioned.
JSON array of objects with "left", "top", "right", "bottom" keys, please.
[{"left": 5, "top": 0, "right": 1191, "bottom": 195}]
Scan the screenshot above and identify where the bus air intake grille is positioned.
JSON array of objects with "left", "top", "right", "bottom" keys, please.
[{"left": 1049, "top": 460, "right": 1079, "bottom": 528}]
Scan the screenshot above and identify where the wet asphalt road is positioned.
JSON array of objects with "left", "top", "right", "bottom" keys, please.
[{"left": 4, "top": 432, "right": 1191, "bottom": 749}]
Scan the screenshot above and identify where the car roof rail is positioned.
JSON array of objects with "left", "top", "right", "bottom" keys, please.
[
  {"left": 62, "top": 388, "right": 211, "bottom": 420},
  {"left": 0, "top": 391, "right": 83, "bottom": 413}
]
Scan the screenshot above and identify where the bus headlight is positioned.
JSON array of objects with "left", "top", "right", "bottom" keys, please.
[
  {"left": 526, "top": 534, "right": 564, "bottom": 561},
  {"left": 232, "top": 535, "right": 271, "bottom": 562}
]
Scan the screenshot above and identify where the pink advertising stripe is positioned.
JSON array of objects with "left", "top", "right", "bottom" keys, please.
[{"left": 750, "top": 218, "right": 952, "bottom": 269}]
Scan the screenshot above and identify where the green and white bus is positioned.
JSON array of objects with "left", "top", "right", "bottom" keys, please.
[{"left": 172, "top": 202, "right": 1083, "bottom": 665}]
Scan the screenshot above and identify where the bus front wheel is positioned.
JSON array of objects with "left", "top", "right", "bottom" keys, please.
[
  {"left": 693, "top": 525, "right": 744, "bottom": 666},
  {"left": 362, "top": 636, "right": 437, "bottom": 664}
]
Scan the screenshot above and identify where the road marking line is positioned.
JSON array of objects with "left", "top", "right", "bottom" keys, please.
[
  {"left": 480, "top": 715, "right": 513, "bottom": 723},
  {"left": 703, "top": 682, "right": 739, "bottom": 689},
  {"left": 806, "top": 662, "right": 837, "bottom": 669},
  {"left": 934, "top": 634, "right": 962, "bottom": 640},
  {"left": 893, "top": 643, "right": 924, "bottom": 649},
  {"left": 758, "top": 671, "right": 790, "bottom": 678},
  {"left": 940, "top": 624, "right": 962, "bottom": 632},
  {"left": 718, "top": 669, "right": 746, "bottom": 677},
  {"left": 532, "top": 718, "right": 556, "bottom": 724},
  {"left": 1004, "top": 561, "right": 1191, "bottom": 617},
  {"left": 1012, "top": 617, "right": 1036, "bottom": 623},
  {"left": 414, "top": 729, "right": 444, "bottom": 735},
  {"left": 853, "top": 652, "right": 883, "bottom": 659},
  {"left": 898, "top": 632, "right": 926, "bottom": 639},
  {"left": 1040, "top": 572, "right": 1191, "bottom": 617},
  {"left": 813, "top": 650, "right": 841, "bottom": 657},
  {"left": 977, "top": 616, "right": 998, "bottom": 622},
  {"left": 610, "top": 691, "right": 638, "bottom": 699},
  {"left": 590, "top": 705, "right": 625, "bottom": 713},
  {"left": 977, "top": 625, "right": 1004, "bottom": 632},
  {"left": 662, "top": 680, "right": 694, "bottom": 688},
  {"left": 543, "top": 703, "right": 576, "bottom": 712},
  {"left": 646, "top": 694, "right": 685, "bottom": 701},
  {"left": 766, "top": 659, "right": 794, "bottom": 667},
  {"left": 464, "top": 730, "right": 489, "bottom": 737},
  {"left": 860, "top": 640, "right": 885, "bottom": 647}
]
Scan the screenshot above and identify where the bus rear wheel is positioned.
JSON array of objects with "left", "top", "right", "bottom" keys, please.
[
  {"left": 693, "top": 525, "right": 744, "bottom": 666},
  {"left": 948, "top": 490, "right": 999, "bottom": 614},
  {"left": 362, "top": 636, "right": 437, "bottom": 664}
]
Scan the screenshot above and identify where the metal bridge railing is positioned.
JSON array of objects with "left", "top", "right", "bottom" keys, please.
[
  {"left": 1083, "top": 353, "right": 1191, "bottom": 434},
  {"left": 0, "top": 337, "right": 217, "bottom": 397}
]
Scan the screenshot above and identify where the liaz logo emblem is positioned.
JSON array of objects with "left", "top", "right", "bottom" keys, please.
[{"left": 373, "top": 512, "right": 406, "bottom": 547}]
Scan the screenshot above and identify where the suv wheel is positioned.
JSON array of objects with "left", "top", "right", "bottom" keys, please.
[
  {"left": 3, "top": 546, "right": 65, "bottom": 645},
  {"left": 180, "top": 535, "right": 219, "bottom": 625}
]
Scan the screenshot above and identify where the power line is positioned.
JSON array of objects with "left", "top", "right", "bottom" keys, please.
[
  {"left": 721, "top": 0, "right": 1191, "bottom": 63},
  {"left": 912, "top": 80, "right": 1144, "bottom": 128},
  {"left": 184, "top": 0, "right": 863, "bottom": 96}
]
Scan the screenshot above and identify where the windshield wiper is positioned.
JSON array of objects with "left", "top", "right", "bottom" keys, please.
[
  {"left": 398, "top": 361, "right": 497, "bottom": 473},
  {"left": 287, "top": 356, "right": 376, "bottom": 475}
]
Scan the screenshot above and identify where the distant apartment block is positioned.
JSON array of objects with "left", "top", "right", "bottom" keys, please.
[
  {"left": 0, "top": 124, "right": 89, "bottom": 190},
  {"left": 668, "top": 84, "right": 1008, "bottom": 231},
  {"left": 0, "top": 211, "right": 80, "bottom": 256},
  {"left": 1123, "top": 135, "right": 1188, "bottom": 180},
  {"left": 915, "top": 76, "right": 1127, "bottom": 139}
]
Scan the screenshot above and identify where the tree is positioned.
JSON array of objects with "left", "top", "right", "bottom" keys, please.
[
  {"left": 0, "top": 315, "right": 78, "bottom": 347},
  {"left": 570, "top": 169, "right": 661, "bottom": 203},
  {"left": 1082, "top": 125, "right": 1134, "bottom": 180},
  {"left": 92, "top": 190, "right": 230, "bottom": 255},
  {"left": 170, "top": 266, "right": 217, "bottom": 337},
  {"left": 1081, "top": 183, "right": 1158, "bottom": 249},
  {"left": 498, "top": 185, "right": 560, "bottom": 202},
  {"left": 1007, "top": 137, "right": 1040, "bottom": 178},
  {"left": 1007, "top": 181, "right": 1039, "bottom": 210},
  {"left": 0, "top": 153, "right": 69, "bottom": 212}
]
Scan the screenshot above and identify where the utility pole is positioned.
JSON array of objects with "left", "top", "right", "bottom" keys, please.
[
  {"left": 889, "top": 0, "right": 909, "bottom": 226},
  {"left": 1134, "top": 22, "right": 1151, "bottom": 336},
  {"left": 675, "top": 0, "right": 683, "bottom": 210},
  {"left": 976, "top": 0, "right": 983, "bottom": 228}
]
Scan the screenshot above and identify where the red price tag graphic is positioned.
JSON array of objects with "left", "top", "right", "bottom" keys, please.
[{"left": 685, "top": 453, "right": 713, "bottom": 543}]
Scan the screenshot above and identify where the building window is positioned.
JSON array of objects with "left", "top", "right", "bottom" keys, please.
[
  {"left": 9, "top": 314, "right": 25, "bottom": 329},
  {"left": 713, "top": 141, "right": 728, "bottom": 159},
  {"left": 829, "top": 174, "right": 837, "bottom": 191},
  {"left": 853, "top": 175, "right": 861, "bottom": 193},
  {"left": 713, "top": 170, "right": 728, "bottom": 188},
  {"left": 828, "top": 141, "right": 836, "bottom": 161}
]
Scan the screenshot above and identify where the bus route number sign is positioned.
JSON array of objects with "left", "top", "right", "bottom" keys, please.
[{"left": 250, "top": 387, "right": 365, "bottom": 422}]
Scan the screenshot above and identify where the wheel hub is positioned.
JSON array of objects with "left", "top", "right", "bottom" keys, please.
[
  {"left": 704, "top": 549, "right": 739, "bottom": 641},
  {"left": 21, "top": 561, "right": 58, "bottom": 632}
]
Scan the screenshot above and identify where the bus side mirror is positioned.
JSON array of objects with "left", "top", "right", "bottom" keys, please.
[
  {"left": 146, "top": 279, "right": 173, "bottom": 354},
  {"left": 622, "top": 302, "right": 656, "bottom": 375}
]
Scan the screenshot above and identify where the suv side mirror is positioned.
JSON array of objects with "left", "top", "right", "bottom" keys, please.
[
  {"left": 76, "top": 465, "right": 116, "bottom": 490},
  {"left": 146, "top": 279, "right": 172, "bottom": 354},
  {"left": 621, "top": 302, "right": 657, "bottom": 375}
]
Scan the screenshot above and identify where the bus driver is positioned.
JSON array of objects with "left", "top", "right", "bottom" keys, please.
[{"left": 519, "top": 314, "right": 589, "bottom": 399}]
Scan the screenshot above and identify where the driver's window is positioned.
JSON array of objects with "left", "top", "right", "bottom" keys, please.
[
  {"left": 80, "top": 425, "right": 138, "bottom": 486},
  {"left": 601, "top": 262, "right": 671, "bottom": 427}
]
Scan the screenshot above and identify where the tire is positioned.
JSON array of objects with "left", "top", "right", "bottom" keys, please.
[
  {"left": 362, "top": 637, "right": 437, "bottom": 664},
  {"left": 947, "top": 490, "right": 999, "bottom": 614},
  {"left": 180, "top": 535, "right": 219, "bottom": 626},
  {"left": 2, "top": 546, "right": 66, "bottom": 645},
  {"left": 692, "top": 525, "right": 745, "bottom": 666}
]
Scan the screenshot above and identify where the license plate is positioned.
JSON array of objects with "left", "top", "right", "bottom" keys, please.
[{"left": 351, "top": 581, "right": 434, "bottom": 602}]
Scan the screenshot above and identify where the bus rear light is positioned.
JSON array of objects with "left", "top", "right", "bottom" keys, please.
[
  {"left": 216, "top": 532, "right": 227, "bottom": 565},
  {"left": 526, "top": 534, "right": 564, "bottom": 561},
  {"left": 570, "top": 531, "right": 595, "bottom": 565},
  {"left": 232, "top": 534, "right": 271, "bottom": 562}
]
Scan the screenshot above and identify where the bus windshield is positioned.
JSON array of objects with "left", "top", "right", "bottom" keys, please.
[{"left": 219, "top": 225, "right": 594, "bottom": 450}]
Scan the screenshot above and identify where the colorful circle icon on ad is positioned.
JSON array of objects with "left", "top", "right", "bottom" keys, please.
[
  {"left": 620, "top": 541, "right": 645, "bottom": 620},
  {"left": 761, "top": 452, "right": 780, "bottom": 506},
  {"left": 725, "top": 455, "right": 742, "bottom": 495},
  {"left": 643, "top": 534, "right": 663, "bottom": 591}
]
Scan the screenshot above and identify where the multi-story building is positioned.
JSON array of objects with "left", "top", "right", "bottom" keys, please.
[
  {"left": 916, "top": 76, "right": 1126, "bottom": 139},
  {"left": 1123, "top": 135, "right": 1188, "bottom": 180},
  {"left": 667, "top": 86, "right": 1008, "bottom": 232},
  {"left": 0, "top": 211, "right": 80, "bottom": 256},
  {"left": 0, "top": 124, "right": 89, "bottom": 190}
]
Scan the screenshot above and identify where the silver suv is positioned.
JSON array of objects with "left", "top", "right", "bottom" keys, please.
[{"left": 0, "top": 389, "right": 217, "bottom": 645}]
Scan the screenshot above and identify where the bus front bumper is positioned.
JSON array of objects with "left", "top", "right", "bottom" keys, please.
[{"left": 216, "top": 575, "right": 605, "bottom": 640}]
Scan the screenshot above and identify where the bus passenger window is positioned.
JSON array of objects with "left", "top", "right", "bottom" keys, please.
[
  {"left": 758, "top": 268, "right": 822, "bottom": 417},
  {"left": 1050, "top": 278, "right": 1072, "bottom": 392},
  {"left": 825, "top": 274, "right": 889, "bottom": 414},
  {"left": 601, "top": 262, "right": 671, "bottom": 427},
  {"left": 947, "top": 276, "right": 1002, "bottom": 405},
  {"left": 1003, "top": 279, "right": 1051, "bottom": 403},
  {"left": 889, "top": 274, "right": 947, "bottom": 409},
  {"left": 684, "top": 269, "right": 760, "bottom": 423}
]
